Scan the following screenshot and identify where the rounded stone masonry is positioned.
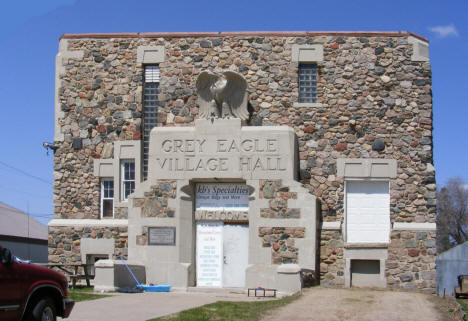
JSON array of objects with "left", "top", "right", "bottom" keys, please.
[{"left": 372, "top": 139, "right": 386, "bottom": 151}]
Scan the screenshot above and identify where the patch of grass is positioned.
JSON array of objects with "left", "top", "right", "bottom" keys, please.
[
  {"left": 69, "top": 286, "right": 95, "bottom": 292},
  {"left": 69, "top": 287, "right": 112, "bottom": 302},
  {"left": 457, "top": 299, "right": 468, "bottom": 320},
  {"left": 148, "top": 294, "right": 299, "bottom": 321}
]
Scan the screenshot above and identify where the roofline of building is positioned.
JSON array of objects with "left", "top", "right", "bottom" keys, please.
[{"left": 59, "top": 31, "right": 428, "bottom": 43}]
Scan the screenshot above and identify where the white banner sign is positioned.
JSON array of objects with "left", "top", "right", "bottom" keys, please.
[
  {"left": 196, "top": 222, "right": 223, "bottom": 287},
  {"left": 195, "top": 183, "right": 249, "bottom": 211}
]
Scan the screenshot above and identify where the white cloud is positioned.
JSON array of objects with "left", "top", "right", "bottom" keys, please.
[{"left": 428, "top": 24, "right": 459, "bottom": 38}]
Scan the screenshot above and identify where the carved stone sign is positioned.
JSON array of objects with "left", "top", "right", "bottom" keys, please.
[
  {"left": 148, "top": 118, "right": 297, "bottom": 181},
  {"left": 195, "top": 210, "right": 249, "bottom": 222},
  {"left": 148, "top": 227, "right": 176, "bottom": 246}
]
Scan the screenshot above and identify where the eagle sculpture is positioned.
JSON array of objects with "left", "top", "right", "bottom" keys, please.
[{"left": 196, "top": 70, "right": 249, "bottom": 120}]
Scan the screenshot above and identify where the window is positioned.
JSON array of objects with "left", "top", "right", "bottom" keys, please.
[
  {"left": 298, "top": 64, "right": 318, "bottom": 103},
  {"left": 101, "top": 178, "right": 114, "bottom": 218},
  {"left": 121, "top": 160, "right": 135, "bottom": 201},
  {"left": 345, "top": 180, "right": 390, "bottom": 244},
  {"left": 142, "top": 65, "right": 160, "bottom": 179}
]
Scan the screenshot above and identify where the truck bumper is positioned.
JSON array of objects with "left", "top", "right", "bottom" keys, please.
[{"left": 62, "top": 298, "right": 75, "bottom": 318}]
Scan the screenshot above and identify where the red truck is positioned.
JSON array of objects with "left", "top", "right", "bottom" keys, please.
[{"left": 0, "top": 246, "right": 74, "bottom": 321}]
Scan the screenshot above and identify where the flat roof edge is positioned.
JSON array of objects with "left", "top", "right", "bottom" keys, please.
[{"left": 59, "top": 31, "right": 428, "bottom": 43}]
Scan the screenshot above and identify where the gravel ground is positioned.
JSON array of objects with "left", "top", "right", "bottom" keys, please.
[{"left": 262, "top": 287, "right": 463, "bottom": 321}]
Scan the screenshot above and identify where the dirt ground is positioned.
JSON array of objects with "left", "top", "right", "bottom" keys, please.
[{"left": 262, "top": 287, "right": 463, "bottom": 321}]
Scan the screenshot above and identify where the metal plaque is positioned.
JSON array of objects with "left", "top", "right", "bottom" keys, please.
[{"left": 148, "top": 227, "right": 176, "bottom": 246}]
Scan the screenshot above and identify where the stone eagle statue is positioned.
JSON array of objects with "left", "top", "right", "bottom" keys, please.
[{"left": 196, "top": 70, "right": 249, "bottom": 120}]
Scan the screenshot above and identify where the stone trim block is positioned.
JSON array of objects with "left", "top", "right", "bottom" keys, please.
[
  {"left": 408, "top": 36, "right": 430, "bottom": 62},
  {"left": 344, "top": 248, "right": 388, "bottom": 288},
  {"left": 80, "top": 238, "right": 114, "bottom": 262},
  {"left": 393, "top": 222, "right": 436, "bottom": 231},
  {"left": 292, "top": 102, "right": 323, "bottom": 108},
  {"left": 292, "top": 44, "right": 324, "bottom": 62},
  {"left": 137, "top": 45, "right": 165, "bottom": 64},
  {"left": 276, "top": 264, "right": 302, "bottom": 294},
  {"left": 337, "top": 158, "right": 397, "bottom": 178},
  {"left": 94, "top": 159, "right": 114, "bottom": 177},
  {"left": 61, "top": 31, "right": 428, "bottom": 41},
  {"left": 48, "top": 219, "right": 128, "bottom": 227},
  {"left": 321, "top": 221, "right": 341, "bottom": 230},
  {"left": 194, "top": 210, "right": 248, "bottom": 222}
]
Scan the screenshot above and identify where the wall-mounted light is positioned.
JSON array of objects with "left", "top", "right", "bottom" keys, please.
[{"left": 42, "top": 142, "right": 59, "bottom": 155}]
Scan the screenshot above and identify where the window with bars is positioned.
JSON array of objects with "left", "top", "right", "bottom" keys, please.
[
  {"left": 298, "top": 64, "right": 318, "bottom": 103},
  {"left": 121, "top": 160, "right": 135, "bottom": 201},
  {"left": 142, "top": 65, "right": 160, "bottom": 179},
  {"left": 101, "top": 178, "right": 114, "bottom": 218}
]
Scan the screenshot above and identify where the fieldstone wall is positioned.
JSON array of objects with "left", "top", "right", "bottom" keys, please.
[
  {"left": 53, "top": 32, "right": 434, "bottom": 290},
  {"left": 48, "top": 226, "right": 128, "bottom": 263},
  {"left": 319, "top": 230, "right": 345, "bottom": 286},
  {"left": 133, "top": 180, "right": 177, "bottom": 218},
  {"left": 387, "top": 230, "right": 436, "bottom": 292},
  {"left": 259, "top": 180, "right": 300, "bottom": 218},
  {"left": 114, "top": 206, "right": 128, "bottom": 219},
  {"left": 259, "top": 227, "right": 305, "bottom": 264}
]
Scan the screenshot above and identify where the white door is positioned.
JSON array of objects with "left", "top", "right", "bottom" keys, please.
[
  {"left": 346, "top": 181, "right": 390, "bottom": 243},
  {"left": 196, "top": 222, "right": 223, "bottom": 287},
  {"left": 222, "top": 224, "right": 249, "bottom": 288}
]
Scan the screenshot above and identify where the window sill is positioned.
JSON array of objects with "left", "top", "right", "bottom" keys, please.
[
  {"left": 293, "top": 102, "right": 322, "bottom": 108},
  {"left": 344, "top": 243, "right": 389, "bottom": 249}
]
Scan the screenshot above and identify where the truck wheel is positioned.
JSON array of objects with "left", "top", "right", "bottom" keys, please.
[{"left": 26, "top": 297, "right": 57, "bottom": 321}]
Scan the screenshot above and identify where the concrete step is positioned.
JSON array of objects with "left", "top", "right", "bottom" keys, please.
[{"left": 185, "top": 287, "right": 247, "bottom": 295}]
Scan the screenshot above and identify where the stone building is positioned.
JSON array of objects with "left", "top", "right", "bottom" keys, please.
[{"left": 49, "top": 31, "right": 436, "bottom": 293}]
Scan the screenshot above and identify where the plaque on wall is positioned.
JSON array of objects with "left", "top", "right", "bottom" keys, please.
[{"left": 148, "top": 227, "right": 176, "bottom": 246}]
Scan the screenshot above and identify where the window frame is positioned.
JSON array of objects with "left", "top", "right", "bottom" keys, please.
[
  {"left": 142, "top": 65, "right": 160, "bottom": 180},
  {"left": 298, "top": 63, "right": 318, "bottom": 104},
  {"left": 100, "top": 178, "right": 114, "bottom": 218},
  {"left": 121, "top": 160, "right": 136, "bottom": 201}
]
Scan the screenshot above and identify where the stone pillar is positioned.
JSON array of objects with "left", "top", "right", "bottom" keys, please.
[
  {"left": 276, "top": 264, "right": 302, "bottom": 294},
  {"left": 94, "top": 260, "right": 116, "bottom": 292}
]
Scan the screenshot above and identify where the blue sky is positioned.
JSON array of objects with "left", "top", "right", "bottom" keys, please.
[{"left": 0, "top": 0, "right": 466, "bottom": 225}]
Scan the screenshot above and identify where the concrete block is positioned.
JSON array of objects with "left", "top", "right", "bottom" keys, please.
[
  {"left": 276, "top": 264, "right": 302, "bottom": 294},
  {"left": 94, "top": 260, "right": 146, "bottom": 292}
]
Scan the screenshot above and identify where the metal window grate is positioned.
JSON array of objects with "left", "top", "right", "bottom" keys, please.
[
  {"left": 299, "top": 64, "right": 318, "bottom": 103},
  {"left": 143, "top": 66, "right": 160, "bottom": 179}
]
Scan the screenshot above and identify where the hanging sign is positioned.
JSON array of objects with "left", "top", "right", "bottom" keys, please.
[{"left": 195, "top": 183, "right": 249, "bottom": 211}]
